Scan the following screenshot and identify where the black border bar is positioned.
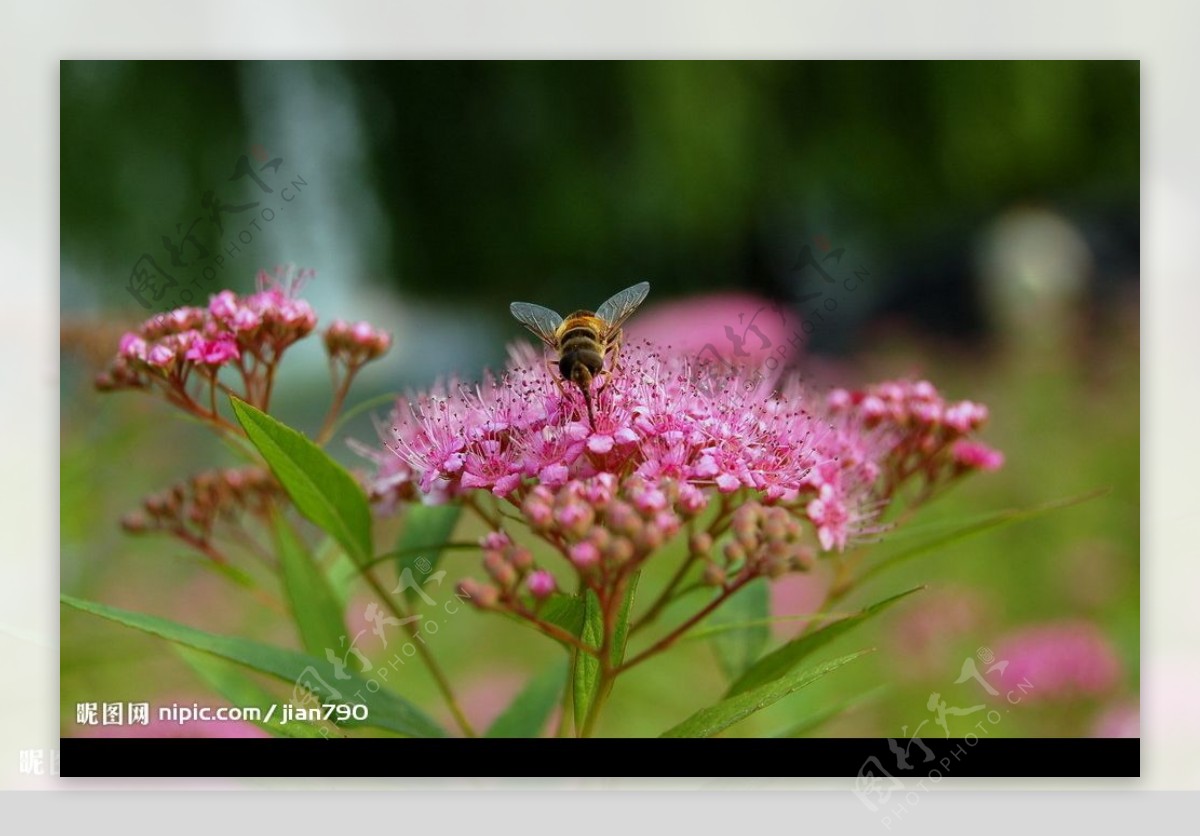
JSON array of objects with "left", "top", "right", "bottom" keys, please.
[{"left": 61, "top": 737, "right": 1139, "bottom": 778}]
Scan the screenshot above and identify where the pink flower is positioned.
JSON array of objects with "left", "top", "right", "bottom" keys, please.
[
  {"left": 991, "top": 620, "right": 1122, "bottom": 702},
  {"left": 147, "top": 343, "right": 176, "bottom": 367},
  {"left": 186, "top": 334, "right": 241, "bottom": 366},
  {"left": 118, "top": 332, "right": 147, "bottom": 360},
  {"left": 952, "top": 440, "right": 1005, "bottom": 471},
  {"left": 806, "top": 483, "right": 850, "bottom": 551}
]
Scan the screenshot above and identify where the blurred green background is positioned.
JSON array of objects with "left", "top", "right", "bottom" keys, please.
[{"left": 61, "top": 60, "right": 1138, "bottom": 740}]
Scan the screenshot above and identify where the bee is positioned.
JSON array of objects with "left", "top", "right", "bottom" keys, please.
[{"left": 510, "top": 281, "right": 651, "bottom": 426}]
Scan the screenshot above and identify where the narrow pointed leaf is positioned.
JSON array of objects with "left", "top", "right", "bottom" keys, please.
[
  {"left": 861, "top": 489, "right": 1108, "bottom": 583},
  {"left": 610, "top": 571, "right": 641, "bottom": 669},
  {"left": 572, "top": 589, "right": 603, "bottom": 731},
  {"left": 771, "top": 685, "right": 890, "bottom": 738},
  {"left": 485, "top": 658, "right": 569, "bottom": 738},
  {"left": 572, "top": 574, "right": 640, "bottom": 732},
  {"left": 62, "top": 595, "right": 447, "bottom": 738},
  {"left": 727, "top": 587, "right": 922, "bottom": 696},
  {"left": 661, "top": 649, "right": 873, "bottom": 738},
  {"left": 274, "top": 513, "right": 348, "bottom": 659},
  {"left": 230, "top": 397, "right": 373, "bottom": 565}
]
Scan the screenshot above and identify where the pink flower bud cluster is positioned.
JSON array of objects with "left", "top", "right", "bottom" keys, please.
[
  {"left": 457, "top": 530, "right": 558, "bottom": 610},
  {"left": 97, "top": 268, "right": 391, "bottom": 427},
  {"left": 98, "top": 267, "right": 320, "bottom": 394},
  {"left": 825, "top": 379, "right": 1004, "bottom": 491},
  {"left": 324, "top": 319, "right": 392, "bottom": 366},
  {"left": 120, "top": 466, "right": 282, "bottom": 563},
  {"left": 706, "top": 501, "right": 816, "bottom": 586}
]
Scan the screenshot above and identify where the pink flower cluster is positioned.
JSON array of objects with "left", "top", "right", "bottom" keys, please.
[
  {"left": 376, "top": 342, "right": 894, "bottom": 551},
  {"left": 324, "top": 319, "right": 392, "bottom": 367},
  {"left": 372, "top": 340, "right": 1003, "bottom": 554},
  {"left": 97, "top": 267, "right": 319, "bottom": 395},
  {"left": 991, "top": 620, "right": 1122, "bottom": 702},
  {"left": 97, "top": 269, "right": 393, "bottom": 434},
  {"left": 825, "top": 379, "right": 1005, "bottom": 493}
]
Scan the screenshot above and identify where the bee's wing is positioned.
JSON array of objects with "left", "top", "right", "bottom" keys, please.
[
  {"left": 595, "top": 281, "right": 650, "bottom": 337},
  {"left": 509, "top": 301, "right": 565, "bottom": 347}
]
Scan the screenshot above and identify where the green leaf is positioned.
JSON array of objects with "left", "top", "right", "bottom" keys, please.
[
  {"left": 727, "top": 586, "right": 923, "bottom": 697},
  {"left": 539, "top": 593, "right": 586, "bottom": 640},
  {"left": 660, "top": 649, "right": 872, "bottom": 738},
  {"left": 571, "top": 574, "right": 640, "bottom": 732},
  {"left": 708, "top": 577, "right": 769, "bottom": 681},
  {"left": 176, "top": 647, "right": 327, "bottom": 738},
  {"left": 861, "top": 488, "right": 1109, "bottom": 584},
  {"left": 230, "top": 397, "right": 373, "bottom": 565},
  {"left": 273, "top": 513, "right": 348, "bottom": 659},
  {"left": 771, "top": 685, "right": 889, "bottom": 738},
  {"left": 62, "top": 595, "right": 447, "bottom": 739},
  {"left": 572, "top": 589, "right": 603, "bottom": 731},
  {"left": 610, "top": 571, "right": 641, "bottom": 669},
  {"left": 485, "top": 658, "right": 569, "bottom": 738},
  {"left": 318, "top": 537, "right": 360, "bottom": 606},
  {"left": 394, "top": 504, "right": 463, "bottom": 601}
]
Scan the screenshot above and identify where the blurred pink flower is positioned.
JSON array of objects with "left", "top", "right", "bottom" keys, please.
[
  {"left": 952, "top": 440, "right": 1005, "bottom": 471},
  {"left": 887, "top": 585, "right": 991, "bottom": 680},
  {"left": 1091, "top": 702, "right": 1139, "bottom": 738},
  {"left": 451, "top": 672, "right": 530, "bottom": 734},
  {"left": 992, "top": 620, "right": 1122, "bottom": 702},
  {"left": 769, "top": 572, "right": 830, "bottom": 639},
  {"left": 624, "top": 293, "right": 801, "bottom": 366}
]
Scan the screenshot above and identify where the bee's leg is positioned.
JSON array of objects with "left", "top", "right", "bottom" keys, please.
[{"left": 608, "top": 334, "right": 624, "bottom": 373}]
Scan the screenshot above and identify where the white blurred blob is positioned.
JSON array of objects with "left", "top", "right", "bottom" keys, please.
[{"left": 977, "top": 206, "right": 1093, "bottom": 342}]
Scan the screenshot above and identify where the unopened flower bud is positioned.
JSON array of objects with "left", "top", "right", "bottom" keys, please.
[
  {"left": 702, "top": 562, "right": 727, "bottom": 587},
  {"left": 526, "top": 569, "right": 556, "bottom": 599},
  {"left": 458, "top": 578, "right": 499, "bottom": 608}
]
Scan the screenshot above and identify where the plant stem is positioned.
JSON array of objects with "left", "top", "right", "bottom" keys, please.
[
  {"left": 557, "top": 652, "right": 575, "bottom": 738},
  {"left": 507, "top": 602, "right": 599, "bottom": 654},
  {"left": 617, "top": 575, "right": 751, "bottom": 674},
  {"left": 359, "top": 565, "right": 477, "bottom": 738},
  {"left": 315, "top": 361, "right": 358, "bottom": 446},
  {"left": 580, "top": 663, "right": 613, "bottom": 738},
  {"left": 632, "top": 550, "right": 699, "bottom": 634}
]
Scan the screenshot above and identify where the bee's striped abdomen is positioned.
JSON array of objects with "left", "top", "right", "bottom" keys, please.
[{"left": 557, "top": 316, "right": 604, "bottom": 380}]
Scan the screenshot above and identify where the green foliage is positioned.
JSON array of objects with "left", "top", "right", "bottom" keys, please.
[
  {"left": 62, "top": 595, "right": 447, "bottom": 739},
  {"left": 176, "top": 648, "right": 328, "bottom": 738},
  {"left": 230, "top": 397, "right": 373, "bottom": 565},
  {"left": 273, "top": 513, "right": 348, "bottom": 659},
  {"left": 727, "top": 587, "right": 923, "bottom": 696},
  {"left": 661, "top": 650, "right": 873, "bottom": 738},
  {"left": 572, "top": 573, "right": 640, "bottom": 732},
  {"left": 708, "top": 577, "right": 770, "bottom": 681},
  {"left": 393, "top": 504, "right": 463, "bottom": 600},
  {"left": 485, "top": 659, "right": 569, "bottom": 738}
]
